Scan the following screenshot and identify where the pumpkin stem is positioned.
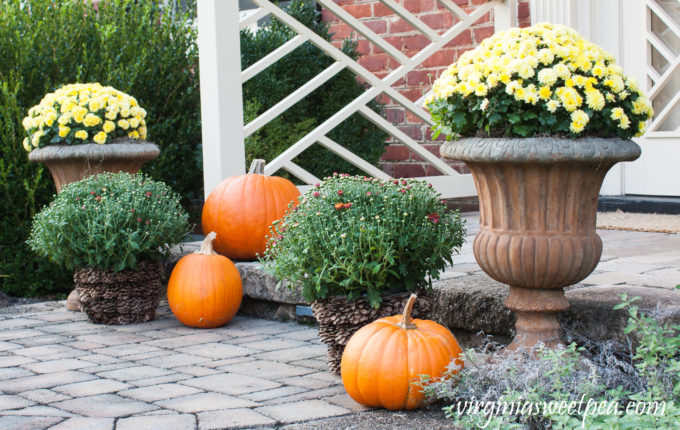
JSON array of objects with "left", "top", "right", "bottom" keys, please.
[
  {"left": 196, "top": 232, "right": 218, "bottom": 255},
  {"left": 248, "top": 159, "right": 266, "bottom": 175},
  {"left": 398, "top": 294, "right": 418, "bottom": 330}
]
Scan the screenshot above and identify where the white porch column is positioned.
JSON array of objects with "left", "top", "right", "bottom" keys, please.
[
  {"left": 494, "top": 0, "right": 519, "bottom": 33},
  {"left": 530, "top": 0, "right": 626, "bottom": 195},
  {"left": 198, "top": 0, "right": 246, "bottom": 200}
]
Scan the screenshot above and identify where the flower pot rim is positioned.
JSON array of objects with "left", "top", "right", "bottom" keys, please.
[
  {"left": 28, "top": 140, "right": 159, "bottom": 162},
  {"left": 441, "top": 136, "right": 641, "bottom": 165}
]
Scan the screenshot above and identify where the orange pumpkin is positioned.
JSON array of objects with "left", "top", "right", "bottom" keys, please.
[
  {"left": 167, "top": 232, "right": 243, "bottom": 328},
  {"left": 340, "top": 294, "right": 463, "bottom": 410},
  {"left": 202, "top": 159, "right": 301, "bottom": 260}
]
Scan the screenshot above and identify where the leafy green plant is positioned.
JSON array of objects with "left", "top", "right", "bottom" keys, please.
[
  {"left": 262, "top": 174, "right": 466, "bottom": 307},
  {"left": 424, "top": 292, "right": 680, "bottom": 429},
  {"left": 0, "top": 0, "right": 200, "bottom": 296},
  {"left": 241, "top": 0, "right": 387, "bottom": 178},
  {"left": 28, "top": 172, "right": 190, "bottom": 272}
]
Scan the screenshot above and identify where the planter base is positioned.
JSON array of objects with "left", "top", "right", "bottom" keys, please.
[
  {"left": 312, "top": 290, "right": 432, "bottom": 373},
  {"left": 504, "top": 287, "right": 569, "bottom": 351},
  {"left": 74, "top": 261, "right": 162, "bottom": 325}
]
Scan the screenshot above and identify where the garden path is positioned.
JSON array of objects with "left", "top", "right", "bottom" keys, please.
[{"left": 0, "top": 214, "right": 678, "bottom": 429}]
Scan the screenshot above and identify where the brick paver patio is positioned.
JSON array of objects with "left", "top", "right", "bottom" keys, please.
[{"left": 1, "top": 215, "right": 678, "bottom": 429}]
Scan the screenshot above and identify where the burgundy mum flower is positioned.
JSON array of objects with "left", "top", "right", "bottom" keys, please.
[{"left": 427, "top": 212, "right": 440, "bottom": 223}]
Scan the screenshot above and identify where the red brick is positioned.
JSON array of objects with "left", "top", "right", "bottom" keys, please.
[
  {"left": 420, "top": 12, "right": 454, "bottom": 30},
  {"left": 445, "top": 29, "right": 472, "bottom": 47},
  {"left": 373, "top": 2, "right": 395, "bottom": 17},
  {"left": 385, "top": 108, "right": 405, "bottom": 124},
  {"left": 406, "top": 70, "right": 432, "bottom": 86},
  {"left": 364, "top": 19, "right": 387, "bottom": 34},
  {"left": 359, "top": 53, "right": 389, "bottom": 72},
  {"left": 342, "top": 3, "right": 372, "bottom": 19},
  {"left": 406, "top": 110, "right": 429, "bottom": 124},
  {"left": 392, "top": 77, "right": 406, "bottom": 87},
  {"left": 381, "top": 144, "right": 411, "bottom": 161},
  {"left": 411, "top": 144, "right": 440, "bottom": 161},
  {"left": 329, "top": 23, "right": 353, "bottom": 39},
  {"left": 392, "top": 163, "right": 426, "bottom": 178},
  {"left": 421, "top": 48, "right": 455, "bottom": 68},
  {"left": 518, "top": 1, "right": 530, "bottom": 20},
  {"left": 356, "top": 39, "right": 371, "bottom": 55},
  {"left": 437, "top": 0, "right": 467, "bottom": 9},
  {"left": 389, "top": 18, "right": 415, "bottom": 34},
  {"left": 398, "top": 125, "right": 424, "bottom": 140},
  {"left": 425, "top": 165, "right": 445, "bottom": 176},
  {"left": 384, "top": 36, "right": 402, "bottom": 51},
  {"left": 321, "top": 9, "right": 339, "bottom": 23},
  {"left": 403, "top": 34, "right": 430, "bottom": 50},
  {"left": 403, "top": 0, "right": 435, "bottom": 13},
  {"left": 473, "top": 25, "right": 494, "bottom": 43}
]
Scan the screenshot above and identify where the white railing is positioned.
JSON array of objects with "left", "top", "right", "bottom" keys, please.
[{"left": 198, "top": 0, "right": 519, "bottom": 198}]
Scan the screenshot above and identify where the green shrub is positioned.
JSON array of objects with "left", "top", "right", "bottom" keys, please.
[
  {"left": 424, "top": 292, "right": 680, "bottom": 429},
  {"left": 29, "top": 172, "right": 190, "bottom": 272},
  {"left": 262, "top": 174, "right": 466, "bottom": 307},
  {"left": 241, "top": 0, "right": 387, "bottom": 179},
  {"left": 0, "top": 0, "right": 200, "bottom": 296}
]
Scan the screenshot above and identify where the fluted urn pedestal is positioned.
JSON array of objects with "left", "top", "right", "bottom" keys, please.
[{"left": 441, "top": 137, "right": 641, "bottom": 351}]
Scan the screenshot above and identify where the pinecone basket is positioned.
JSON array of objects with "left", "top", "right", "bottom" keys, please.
[
  {"left": 311, "top": 290, "right": 433, "bottom": 374},
  {"left": 74, "top": 261, "right": 162, "bottom": 324}
]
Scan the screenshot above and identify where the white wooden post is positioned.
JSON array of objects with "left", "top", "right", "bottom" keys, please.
[
  {"left": 197, "top": 0, "right": 246, "bottom": 200},
  {"left": 494, "top": 0, "right": 518, "bottom": 33}
]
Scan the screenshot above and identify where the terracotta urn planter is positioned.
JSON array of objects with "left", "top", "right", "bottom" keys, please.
[
  {"left": 27, "top": 140, "right": 159, "bottom": 193},
  {"left": 441, "top": 137, "right": 641, "bottom": 350}
]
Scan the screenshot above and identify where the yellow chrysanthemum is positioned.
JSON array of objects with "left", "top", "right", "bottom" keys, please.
[
  {"left": 22, "top": 138, "right": 31, "bottom": 152},
  {"left": 103, "top": 121, "right": 115, "bottom": 133},
  {"left": 75, "top": 130, "right": 88, "bottom": 140},
  {"left": 570, "top": 109, "right": 589, "bottom": 133},
  {"left": 83, "top": 113, "right": 102, "bottom": 128},
  {"left": 538, "top": 86, "right": 552, "bottom": 100},
  {"left": 546, "top": 100, "right": 560, "bottom": 113},
  {"left": 58, "top": 126, "right": 70, "bottom": 138},
  {"left": 585, "top": 89, "right": 605, "bottom": 111},
  {"left": 93, "top": 131, "right": 107, "bottom": 144},
  {"left": 118, "top": 119, "right": 130, "bottom": 130},
  {"left": 611, "top": 107, "right": 625, "bottom": 120}
]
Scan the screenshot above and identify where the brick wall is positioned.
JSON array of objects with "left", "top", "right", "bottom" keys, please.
[{"left": 321, "top": 0, "right": 531, "bottom": 177}]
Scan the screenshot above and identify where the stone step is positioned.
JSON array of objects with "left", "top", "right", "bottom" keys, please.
[{"left": 166, "top": 242, "right": 680, "bottom": 348}]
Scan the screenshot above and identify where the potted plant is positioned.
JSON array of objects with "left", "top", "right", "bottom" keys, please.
[
  {"left": 426, "top": 23, "right": 653, "bottom": 351},
  {"left": 23, "top": 82, "right": 159, "bottom": 193},
  {"left": 28, "top": 172, "right": 189, "bottom": 324},
  {"left": 262, "top": 173, "right": 466, "bottom": 372}
]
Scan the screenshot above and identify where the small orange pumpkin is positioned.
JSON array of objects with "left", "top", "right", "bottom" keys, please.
[
  {"left": 340, "top": 294, "right": 463, "bottom": 410},
  {"left": 202, "top": 159, "right": 301, "bottom": 260},
  {"left": 167, "top": 232, "right": 243, "bottom": 328}
]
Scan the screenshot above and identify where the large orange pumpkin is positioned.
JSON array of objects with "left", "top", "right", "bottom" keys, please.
[
  {"left": 167, "top": 232, "right": 243, "bottom": 328},
  {"left": 340, "top": 294, "right": 463, "bottom": 410},
  {"left": 202, "top": 159, "right": 301, "bottom": 260}
]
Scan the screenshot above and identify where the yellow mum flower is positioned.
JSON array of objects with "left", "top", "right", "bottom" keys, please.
[
  {"left": 475, "top": 84, "right": 488, "bottom": 97},
  {"left": 23, "top": 138, "right": 31, "bottom": 152},
  {"left": 58, "top": 114, "right": 71, "bottom": 126},
  {"left": 58, "top": 126, "right": 70, "bottom": 138},
  {"left": 585, "top": 89, "right": 605, "bottom": 111},
  {"left": 93, "top": 131, "right": 107, "bottom": 145},
  {"left": 129, "top": 117, "right": 140, "bottom": 128},
  {"left": 83, "top": 113, "right": 102, "bottom": 128},
  {"left": 103, "top": 121, "right": 115, "bottom": 133},
  {"left": 546, "top": 100, "right": 560, "bottom": 113},
  {"left": 635, "top": 121, "right": 647, "bottom": 137},
  {"left": 619, "top": 114, "right": 631, "bottom": 129},
  {"left": 570, "top": 109, "right": 589, "bottom": 133},
  {"left": 139, "top": 126, "right": 147, "bottom": 140},
  {"left": 75, "top": 130, "right": 88, "bottom": 140},
  {"left": 31, "top": 130, "right": 43, "bottom": 146},
  {"left": 118, "top": 119, "right": 130, "bottom": 130},
  {"left": 538, "top": 86, "right": 552, "bottom": 100},
  {"left": 128, "top": 130, "right": 140, "bottom": 139},
  {"left": 537, "top": 68, "right": 557, "bottom": 86},
  {"left": 610, "top": 107, "right": 625, "bottom": 120}
]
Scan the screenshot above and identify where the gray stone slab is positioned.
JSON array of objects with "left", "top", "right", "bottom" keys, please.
[
  {"left": 156, "top": 392, "right": 258, "bottom": 413},
  {"left": 63, "top": 340, "right": 105, "bottom": 351},
  {"left": 171, "top": 365, "right": 220, "bottom": 377},
  {"left": 11, "top": 335, "right": 74, "bottom": 348},
  {"left": 0, "top": 395, "right": 35, "bottom": 410},
  {"left": 278, "top": 375, "right": 336, "bottom": 390},
  {"left": 12, "top": 344, "right": 87, "bottom": 360},
  {"left": 39, "top": 322, "right": 98, "bottom": 334},
  {"left": 90, "top": 344, "right": 163, "bottom": 358},
  {"left": 293, "top": 359, "right": 329, "bottom": 371},
  {"left": 77, "top": 332, "right": 152, "bottom": 347},
  {"left": 49, "top": 417, "right": 114, "bottom": 430},
  {"left": 197, "top": 408, "right": 275, "bottom": 430},
  {"left": 54, "top": 379, "right": 131, "bottom": 397},
  {"left": 236, "top": 261, "right": 306, "bottom": 303},
  {"left": 323, "top": 393, "right": 371, "bottom": 413},
  {"left": 17, "top": 389, "right": 71, "bottom": 404},
  {"left": 237, "top": 338, "right": 308, "bottom": 351},
  {"left": 219, "top": 360, "right": 313, "bottom": 379},
  {"left": 32, "top": 311, "right": 86, "bottom": 322},
  {"left": 254, "top": 345, "right": 326, "bottom": 362},
  {"left": 180, "top": 373, "right": 280, "bottom": 395},
  {"left": 1, "top": 406, "right": 74, "bottom": 417},
  {"left": 0, "top": 367, "right": 35, "bottom": 381},
  {"left": 97, "top": 365, "right": 172, "bottom": 382},
  {"left": 262, "top": 386, "right": 345, "bottom": 406},
  {"left": 116, "top": 415, "right": 196, "bottom": 430},
  {"left": 256, "top": 399, "right": 350, "bottom": 423},
  {"left": 52, "top": 394, "right": 158, "bottom": 417},
  {"left": 0, "top": 371, "right": 95, "bottom": 393},
  {"left": 0, "top": 356, "right": 36, "bottom": 368},
  {"left": 136, "top": 353, "right": 213, "bottom": 369},
  {"left": 0, "top": 329, "right": 43, "bottom": 341},
  {"left": 129, "top": 373, "right": 193, "bottom": 387},
  {"left": 0, "top": 319, "right": 44, "bottom": 329},
  {"left": 0, "top": 416, "right": 63, "bottom": 430},
  {"left": 118, "top": 383, "right": 202, "bottom": 402},
  {"left": 277, "top": 330, "right": 319, "bottom": 342},
  {"left": 145, "top": 333, "right": 226, "bottom": 348},
  {"left": 22, "top": 358, "right": 96, "bottom": 374},
  {"left": 240, "top": 386, "right": 308, "bottom": 402},
  {"left": 176, "top": 342, "right": 258, "bottom": 359}
]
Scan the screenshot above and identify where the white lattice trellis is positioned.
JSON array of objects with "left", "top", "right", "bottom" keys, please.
[{"left": 198, "top": 0, "right": 519, "bottom": 198}]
